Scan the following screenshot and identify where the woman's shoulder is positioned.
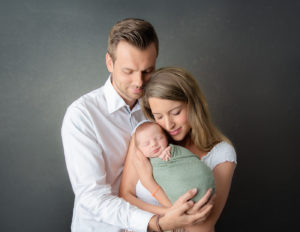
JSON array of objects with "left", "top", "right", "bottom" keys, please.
[
  {"left": 212, "top": 141, "right": 236, "bottom": 155},
  {"left": 201, "top": 141, "right": 237, "bottom": 170}
]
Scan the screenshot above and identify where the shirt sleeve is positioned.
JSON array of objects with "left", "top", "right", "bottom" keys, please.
[
  {"left": 61, "top": 105, "right": 153, "bottom": 231},
  {"left": 202, "top": 142, "right": 237, "bottom": 170}
]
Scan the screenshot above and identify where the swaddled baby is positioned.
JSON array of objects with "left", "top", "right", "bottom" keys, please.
[{"left": 134, "top": 120, "right": 215, "bottom": 204}]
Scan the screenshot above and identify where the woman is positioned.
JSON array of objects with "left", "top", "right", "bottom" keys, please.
[{"left": 120, "top": 67, "right": 237, "bottom": 232}]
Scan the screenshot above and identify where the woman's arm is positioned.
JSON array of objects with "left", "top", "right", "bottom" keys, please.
[
  {"left": 185, "top": 161, "right": 236, "bottom": 232},
  {"left": 134, "top": 144, "right": 172, "bottom": 207},
  {"left": 145, "top": 182, "right": 172, "bottom": 207},
  {"left": 119, "top": 136, "right": 170, "bottom": 215},
  {"left": 119, "top": 135, "right": 215, "bottom": 231}
]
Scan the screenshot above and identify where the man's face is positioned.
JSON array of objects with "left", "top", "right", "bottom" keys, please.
[{"left": 106, "top": 41, "right": 157, "bottom": 108}]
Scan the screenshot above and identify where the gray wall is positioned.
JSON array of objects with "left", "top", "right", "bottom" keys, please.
[{"left": 1, "top": 0, "right": 299, "bottom": 231}]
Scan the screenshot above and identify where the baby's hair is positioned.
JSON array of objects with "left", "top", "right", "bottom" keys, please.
[{"left": 134, "top": 122, "right": 164, "bottom": 147}]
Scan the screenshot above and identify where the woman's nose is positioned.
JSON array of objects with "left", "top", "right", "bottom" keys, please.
[{"left": 164, "top": 117, "right": 175, "bottom": 130}]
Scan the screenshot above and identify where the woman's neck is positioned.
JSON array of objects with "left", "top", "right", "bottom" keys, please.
[
  {"left": 177, "top": 134, "right": 192, "bottom": 147},
  {"left": 177, "top": 136, "right": 208, "bottom": 158}
]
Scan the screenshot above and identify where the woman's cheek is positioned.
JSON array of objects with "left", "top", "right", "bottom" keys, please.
[{"left": 155, "top": 120, "right": 165, "bottom": 129}]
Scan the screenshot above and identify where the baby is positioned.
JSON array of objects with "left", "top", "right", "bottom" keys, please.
[{"left": 134, "top": 120, "right": 215, "bottom": 204}]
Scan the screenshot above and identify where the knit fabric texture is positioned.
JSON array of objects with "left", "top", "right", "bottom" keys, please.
[{"left": 150, "top": 144, "right": 215, "bottom": 203}]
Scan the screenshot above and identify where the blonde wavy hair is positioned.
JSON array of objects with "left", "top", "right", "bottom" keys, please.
[{"left": 141, "top": 67, "right": 231, "bottom": 152}]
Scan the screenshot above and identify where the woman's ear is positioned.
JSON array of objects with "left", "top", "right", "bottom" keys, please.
[{"left": 106, "top": 53, "right": 113, "bottom": 73}]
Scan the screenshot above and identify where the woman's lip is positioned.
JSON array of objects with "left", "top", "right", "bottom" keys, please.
[{"left": 169, "top": 128, "right": 181, "bottom": 135}]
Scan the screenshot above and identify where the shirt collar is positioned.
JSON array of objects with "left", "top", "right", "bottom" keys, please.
[{"left": 104, "top": 75, "right": 141, "bottom": 114}]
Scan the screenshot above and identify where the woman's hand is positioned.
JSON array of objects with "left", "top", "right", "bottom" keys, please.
[
  {"left": 132, "top": 133, "right": 153, "bottom": 184},
  {"left": 186, "top": 189, "right": 215, "bottom": 224},
  {"left": 184, "top": 161, "right": 236, "bottom": 231},
  {"left": 153, "top": 189, "right": 212, "bottom": 231}
]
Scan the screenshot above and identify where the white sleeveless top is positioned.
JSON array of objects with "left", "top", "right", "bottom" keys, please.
[{"left": 136, "top": 141, "right": 237, "bottom": 206}]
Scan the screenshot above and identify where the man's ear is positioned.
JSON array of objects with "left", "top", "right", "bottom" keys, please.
[{"left": 106, "top": 53, "right": 113, "bottom": 73}]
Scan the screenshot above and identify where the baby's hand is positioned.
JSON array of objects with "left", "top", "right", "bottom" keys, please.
[{"left": 159, "top": 146, "right": 171, "bottom": 161}]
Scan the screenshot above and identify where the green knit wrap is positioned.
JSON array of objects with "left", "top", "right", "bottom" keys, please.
[{"left": 150, "top": 144, "right": 215, "bottom": 204}]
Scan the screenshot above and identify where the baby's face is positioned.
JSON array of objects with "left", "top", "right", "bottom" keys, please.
[{"left": 137, "top": 125, "right": 168, "bottom": 158}]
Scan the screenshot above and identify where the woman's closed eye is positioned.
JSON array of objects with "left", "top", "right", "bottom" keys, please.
[
  {"left": 172, "top": 110, "right": 181, "bottom": 116},
  {"left": 153, "top": 115, "right": 162, "bottom": 120}
]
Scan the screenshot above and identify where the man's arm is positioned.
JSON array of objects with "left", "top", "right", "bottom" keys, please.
[{"left": 61, "top": 106, "right": 153, "bottom": 231}]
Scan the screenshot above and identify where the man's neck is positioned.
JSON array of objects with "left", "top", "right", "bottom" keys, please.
[
  {"left": 127, "top": 100, "right": 138, "bottom": 110},
  {"left": 110, "top": 76, "right": 138, "bottom": 110}
]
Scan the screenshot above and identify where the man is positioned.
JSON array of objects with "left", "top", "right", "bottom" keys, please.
[{"left": 61, "top": 18, "right": 213, "bottom": 232}]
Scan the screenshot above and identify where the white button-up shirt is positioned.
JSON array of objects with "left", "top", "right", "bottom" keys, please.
[{"left": 61, "top": 77, "right": 153, "bottom": 232}]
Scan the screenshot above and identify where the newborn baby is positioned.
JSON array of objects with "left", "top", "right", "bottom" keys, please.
[{"left": 134, "top": 121, "right": 215, "bottom": 204}]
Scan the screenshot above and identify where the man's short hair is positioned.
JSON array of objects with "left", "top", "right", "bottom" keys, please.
[{"left": 107, "top": 18, "right": 159, "bottom": 62}]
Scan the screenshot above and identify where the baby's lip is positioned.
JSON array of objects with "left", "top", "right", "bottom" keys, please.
[{"left": 152, "top": 147, "right": 160, "bottom": 154}]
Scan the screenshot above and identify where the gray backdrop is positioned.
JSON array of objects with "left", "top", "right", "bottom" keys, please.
[{"left": 1, "top": 0, "right": 299, "bottom": 231}]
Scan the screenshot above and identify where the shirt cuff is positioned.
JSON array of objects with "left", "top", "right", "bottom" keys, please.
[{"left": 130, "top": 209, "right": 154, "bottom": 232}]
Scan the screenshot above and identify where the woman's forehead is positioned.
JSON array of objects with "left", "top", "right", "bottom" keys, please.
[{"left": 148, "top": 97, "right": 185, "bottom": 113}]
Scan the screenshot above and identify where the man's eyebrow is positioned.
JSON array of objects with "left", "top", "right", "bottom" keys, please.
[
  {"left": 122, "top": 65, "right": 155, "bottom": 72},
  {"left": 143, "top": 66, "right": 155, "bottom": 72},
  {"left": 122, "top": 67, "right": 134, "bottom": 71}
]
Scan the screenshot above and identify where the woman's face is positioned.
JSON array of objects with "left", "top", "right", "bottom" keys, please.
[{"left": 148, "top": 97, "right": 191, "bottom": 142}]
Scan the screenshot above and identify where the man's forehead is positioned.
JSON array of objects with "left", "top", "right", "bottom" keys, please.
[{"left": 114, "top": 41, "right": 157, "bottom": 62}]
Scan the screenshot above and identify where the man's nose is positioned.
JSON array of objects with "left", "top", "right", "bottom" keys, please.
[{"left": 133, "top": 72, "right": 143, "bottom": 87}]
